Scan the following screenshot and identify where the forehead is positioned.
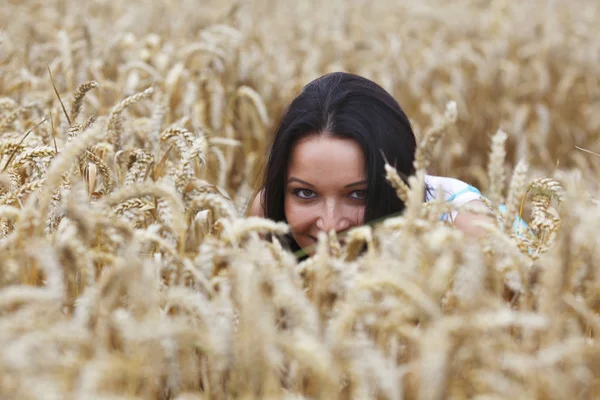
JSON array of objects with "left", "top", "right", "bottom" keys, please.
[{"left": 287, "top": 135, "right": 366, "bottom": 180}]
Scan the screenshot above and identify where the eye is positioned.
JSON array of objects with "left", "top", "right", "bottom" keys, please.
[
  {"left": 349, "top": 190, "right": 367, "bottom": 200},
  {"left": 293, "top": 188, "right": 316, "bottom": 199}
]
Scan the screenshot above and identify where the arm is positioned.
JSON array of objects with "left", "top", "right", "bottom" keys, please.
[{"left": 454, "top": 199, "right": 560, "bottom": 238}]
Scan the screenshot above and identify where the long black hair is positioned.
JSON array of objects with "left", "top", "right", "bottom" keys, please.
[{"left": 258, "top": 72, "right": 420, "bottom": 252}]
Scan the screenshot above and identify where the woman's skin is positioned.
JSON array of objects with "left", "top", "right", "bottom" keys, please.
[
  {"left": 282, "top": 134, "right": 367, "bottom": 250},
  {"left": 251, "top": 134, "right": 497, "bottom": 250}
]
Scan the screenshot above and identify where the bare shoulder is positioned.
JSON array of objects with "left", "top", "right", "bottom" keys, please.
[
  {"left": 249, "top": 189, "right": 265, "bottom": 217},
  {"left": 453, "top": 199, "right": 494, "bottom": 237}
]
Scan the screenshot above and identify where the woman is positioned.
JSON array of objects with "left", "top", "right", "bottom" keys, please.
[{"left": 250, "top": 72, "right": 499, "bottom": 255}]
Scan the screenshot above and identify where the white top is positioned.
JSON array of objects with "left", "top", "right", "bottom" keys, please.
[{"left": 424, "top": 174, "right": 483, "bottom": 222}]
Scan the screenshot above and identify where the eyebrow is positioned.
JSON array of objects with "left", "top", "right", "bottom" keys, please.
[
  {"left": 344, "top": 180, "right": 368, "bottom": 188},
  {"left": 287, "top": 177, "right": 367, "bottom": 188},
  {"left": 287, "top": 177, "right": 314, "bottom": 187}
]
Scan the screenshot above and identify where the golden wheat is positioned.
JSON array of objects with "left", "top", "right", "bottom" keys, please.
[{"left": 0, "top": 0, "right": 599, "bottom": 399}]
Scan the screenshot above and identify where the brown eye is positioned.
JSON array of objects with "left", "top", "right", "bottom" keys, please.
[
  {"left": 349, "top": 190, "right": 367, "bottom": 199},
  {"left": 294, "top": 188, "right": 316, "bottom": 199}
]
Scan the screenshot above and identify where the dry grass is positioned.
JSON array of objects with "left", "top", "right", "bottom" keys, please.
[{"left": 0, "top": 0, "right": 599, "bottom": 399}]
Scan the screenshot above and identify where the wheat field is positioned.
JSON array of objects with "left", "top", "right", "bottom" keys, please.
[{"left": 0, "top": 0, "right": 599, "bottom": 399}]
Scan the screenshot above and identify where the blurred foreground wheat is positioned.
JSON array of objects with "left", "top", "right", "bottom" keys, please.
[{"left": 0, "top": 0, "right": 599, "bottom": 399}]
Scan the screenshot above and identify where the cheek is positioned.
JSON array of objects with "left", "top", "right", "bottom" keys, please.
[
  {"left": 355, "top": 206, "right": 366, "bottom": 224},
  {"left": 284, "top": 197, "right": 316, "bottom": 232},
  {"left": 344, "top": 204, "right": 365, "bottom": 225}
]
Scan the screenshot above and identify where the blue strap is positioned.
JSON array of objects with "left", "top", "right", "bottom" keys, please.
[
  {"left": 445, "top": 185, "right": 481, "bottom": 202},
  {"left": 439, "top": 185, "right": 482, "bottom": 222}
]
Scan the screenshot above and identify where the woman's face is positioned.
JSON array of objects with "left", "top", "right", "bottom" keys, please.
[{"left": 284, "top": 134, "right": 367, "bottom": 253}]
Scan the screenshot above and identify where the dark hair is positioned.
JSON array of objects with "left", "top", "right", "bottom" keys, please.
[{"left": 259, "top": 72, "right": 420, "bottom": 252}]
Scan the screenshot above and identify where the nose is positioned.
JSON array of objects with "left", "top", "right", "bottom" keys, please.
[{"left": 315, "top": 201, "right": 351, "bottom": 234}]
